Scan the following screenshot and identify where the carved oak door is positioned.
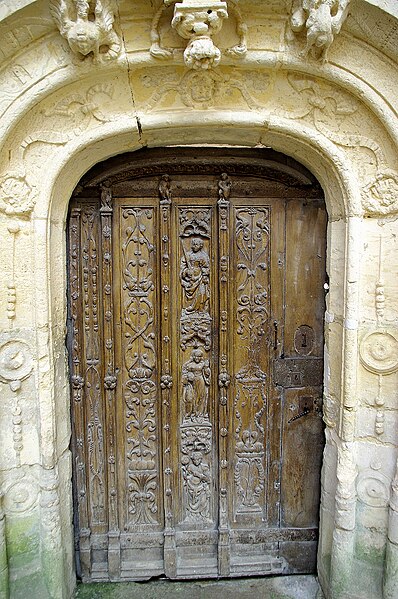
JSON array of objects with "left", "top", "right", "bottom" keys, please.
[{"left": 68, "top": 159, "right": 326, "bottom": 582}]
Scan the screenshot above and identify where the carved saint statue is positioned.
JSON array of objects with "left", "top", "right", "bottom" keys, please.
[
  {"left": 182, "top": 348, "right": 211, "bottom": 420},
  {"left": 184, "top": 450, "right": 211, "bottom": 521},
  {"left": 218, "top": 172, "right": 232, "bottom": 202},
  {"left": 158, "top": 174, "right": 172, "bottom": 204},
  {"left": 50, "top": 0, "right": 121, "bottom": 62},
  {"left": 180, "top": 237, "right": 210, "bottom": 313}
]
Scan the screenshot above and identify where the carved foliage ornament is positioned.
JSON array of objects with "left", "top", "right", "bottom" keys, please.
[
  {"left": 151, "top": 0, "right": 247, "bottom": 70},
  {"left": 50, "top": 0, "right": 121, "bottom": 62},
  {"left": 290, "top": 0, "right": 350, "bottom": 62},
  {"left": 0, "top": 171, "right": 36, "bottom": 217},
  {"left": 362, "top": 171, "right": 398, "bottom": 216}
]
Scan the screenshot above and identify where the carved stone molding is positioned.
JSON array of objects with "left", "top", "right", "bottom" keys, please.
[
  {"left": 141, "top": 68, "right": 270, "bottom": 110},
  {"left": 290, "top": 0, "right": 350, "bottom": 62},
  {"left": 50, "top": 0, "right": 121, "bottom": 63},
  {"left": 0, "top": 339, "right": 34, "bottom": 461},
  {"left": 0, "top": 339, "right": 33, "bottom": 388}
]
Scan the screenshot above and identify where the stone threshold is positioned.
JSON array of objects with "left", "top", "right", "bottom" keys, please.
[{"left": 75, "top": 575, "right": 322, "bottom": 599}]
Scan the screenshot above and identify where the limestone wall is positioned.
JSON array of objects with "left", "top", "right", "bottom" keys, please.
[{"left": 0, "top": 1, "right": 397, "bottom": 598}]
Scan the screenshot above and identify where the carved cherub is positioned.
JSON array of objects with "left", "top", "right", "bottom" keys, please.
[
  {"left": 291, "top": 0, "right": 350, "bottom": 62},
  {"left": 50, "top": 0, "right": 121, "bottom": 62}
]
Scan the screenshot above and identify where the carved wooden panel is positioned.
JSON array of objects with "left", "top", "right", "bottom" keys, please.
[{"left": 68, "top": 158, "right": 326, "bottom": 582}]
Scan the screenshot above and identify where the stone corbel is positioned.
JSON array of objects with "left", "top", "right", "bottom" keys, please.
[
  {"left": 290, "top": 0, "right": 350, "bottom": 62},
  {"left": 172, "top": 0, "right": 228, "bottom": 69},
  {"left": 150, "top": 0, "right": 246, "bottom": 69},
  {"left": 50, "top": 0, "right": 121, "bottom": 63}
]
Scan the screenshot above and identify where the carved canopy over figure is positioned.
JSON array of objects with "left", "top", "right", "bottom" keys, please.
[
  {"left": 290, "top": 0, "right": 350, "bottom": 62},
  {"left": 50, "top": 0, "right": 121, "bottom": 62}
]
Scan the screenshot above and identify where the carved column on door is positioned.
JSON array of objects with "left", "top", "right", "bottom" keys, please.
[
  {"left": 159, "top": 175, "right": 176, "bottom": 577},
  {"left": 100, "top": 182, "right": 120, "bottom": 578},
  {"left": 68, "top": 204, "right": 90, "bottom": 574},
  {"left": 179, "top": 206, "right": 213, "bottom": 525},
  {"left": 217, "top": 173, "right": 231, "bottom": 575}
]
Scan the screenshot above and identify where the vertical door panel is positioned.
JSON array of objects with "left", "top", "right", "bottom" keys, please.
[
  {"left": 172, "top": 202, "right": 219, "bottom": 578},
  {"left": 228, "top": 199, "right": 285, "bottom": 576},
  {"left": 279, "top": 198, "right": 326, "bottom": 571},
  {"left": 114, "top": 201, "right": 164, "bottom": 579},
  {"left": 69, "top": 202, "right": 109, "bottom": 580}
]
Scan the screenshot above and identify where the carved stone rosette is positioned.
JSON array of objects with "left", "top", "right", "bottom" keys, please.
[{"left": 359, "top": 329, "right": 398, "bottom": 437}]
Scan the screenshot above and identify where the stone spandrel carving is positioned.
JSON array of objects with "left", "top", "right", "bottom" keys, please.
[
  {"left": 50, "top": 0, "right": 121, "bottom": 62},
  {"left": 290, "top": 0, "right": 350, "bottom": 62},
  {"left": 142, "top": 68, "right": 270, "bottom": 111}
]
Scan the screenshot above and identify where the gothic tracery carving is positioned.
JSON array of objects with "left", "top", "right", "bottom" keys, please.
[{"left": 233, "top": 207, "right": 270, "bottom": 516}]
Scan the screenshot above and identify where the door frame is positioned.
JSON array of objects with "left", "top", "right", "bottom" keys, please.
[{"left": 67, "top": 146, "right": 327, "bottom": 581}]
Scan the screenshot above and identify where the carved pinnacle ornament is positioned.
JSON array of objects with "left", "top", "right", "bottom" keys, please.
[
  {"left": 290, "top": 0, "right": 350, "bottom": 62},
  {"left": 50, "top": 0, "right": 121, "bottom": 62}
]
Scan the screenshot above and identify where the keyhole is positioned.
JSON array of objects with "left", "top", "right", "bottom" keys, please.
[{"left": 301, "top": 333, "right": 307, "bottom": 348}]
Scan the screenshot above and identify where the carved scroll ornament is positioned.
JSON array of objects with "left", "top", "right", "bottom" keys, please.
[
  {"left": 50, "top": 0, "right": 121, "bottom": 62},
  {"left": 290, "top": 0, "right": 350, "bottom": 62}
]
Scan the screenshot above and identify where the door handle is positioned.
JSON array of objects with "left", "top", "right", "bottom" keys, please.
[{"left": 288, "top": 408, "right": 310, "bottom": 424}]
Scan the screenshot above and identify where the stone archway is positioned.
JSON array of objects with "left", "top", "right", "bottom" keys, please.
[{"left": 66, "top": 146, "right": 328, "bottom": 582}]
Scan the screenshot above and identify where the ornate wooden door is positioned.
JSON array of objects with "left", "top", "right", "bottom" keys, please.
[{"left": 67, "top": 149, "right": 326, "bottom": 582}]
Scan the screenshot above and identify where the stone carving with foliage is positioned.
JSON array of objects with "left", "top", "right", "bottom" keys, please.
[
  {"left": 50, "top": 0, "right": 121, "bottom": 62},
  {"left": 141, "top": 68, "right": 269, "bottom": 110}
]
